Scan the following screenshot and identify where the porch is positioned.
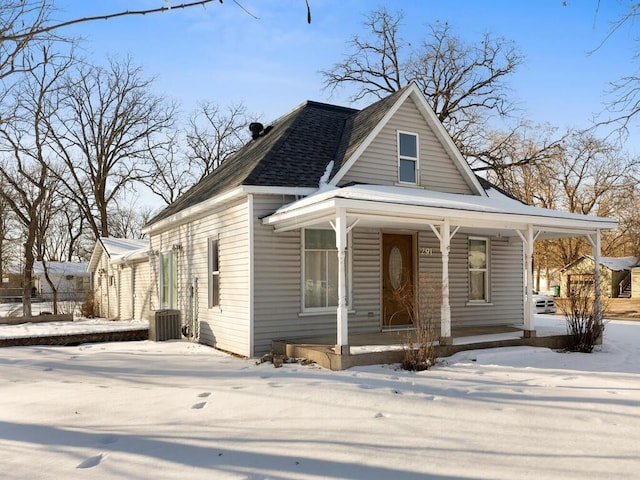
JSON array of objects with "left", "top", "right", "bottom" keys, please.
[{"left": 273, "top": 318, "right": 572, "bottom": 370}]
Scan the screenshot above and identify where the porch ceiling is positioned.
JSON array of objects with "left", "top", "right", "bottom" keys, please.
[{"left": 262, "top": 185, "right": 618, "bottom": 239}]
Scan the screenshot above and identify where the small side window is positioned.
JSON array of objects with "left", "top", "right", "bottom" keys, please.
[
  {"left": 398, "top": 131, "right": 418, "bottom": 184},
  {"left": 208, "top": 238, "right": 220, "bottom": 308}
]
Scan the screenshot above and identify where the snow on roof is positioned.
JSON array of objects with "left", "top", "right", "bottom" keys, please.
[
  {"left": 272, "top": 184, "right": 617, "bottom": 225},
  {"left": 100, "top": 238, "right": 149, "bottom": 257},
  {"left": 586, "top": 256, "right": 638, "bottom": 271},
  {"left": 32, "top": 261, "right": 89, "bottom": 277}
]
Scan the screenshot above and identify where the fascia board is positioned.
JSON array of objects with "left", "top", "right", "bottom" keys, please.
[
  {"left": 144, "top": 186, "right": 317, "bottom": 236},
  {"left": 143, "top": 186, "right": 246, "bottom": 235},
  {"left": 266, "top": 196, "right": 617, "bottom": 233}
]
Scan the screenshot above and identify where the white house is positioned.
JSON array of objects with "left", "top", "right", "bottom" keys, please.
[
  {"left": 88, "top": 237, "right": 152, "bottom": 320},
  {"left": 32, "top": 261, "right": 90, "bottom": 301},
  {"left": 139, "top": 84, "right": 617, "bottom": 360}
]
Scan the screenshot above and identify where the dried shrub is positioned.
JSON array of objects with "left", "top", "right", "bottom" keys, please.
[
  {"left": 81, "top": 291, "right": 96, "bottom": 318},
  {"left": 393, "top": 274, "right": 441, "bottom": 371},
  {"left": 560, "top": 281, "right": 606, "bottom": 353}
]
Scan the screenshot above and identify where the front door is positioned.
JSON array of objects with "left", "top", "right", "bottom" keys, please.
[{"left": 382, "top": 233, "right": 415, "bottom": 327}]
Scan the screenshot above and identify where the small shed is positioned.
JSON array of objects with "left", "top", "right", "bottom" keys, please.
[{"left": 561, "top": 256, "right": 637, "bottom": 298}]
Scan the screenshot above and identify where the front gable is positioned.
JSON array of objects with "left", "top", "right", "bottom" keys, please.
[{"left": 331, "top": 84, "right": 483, "bottom": 196}]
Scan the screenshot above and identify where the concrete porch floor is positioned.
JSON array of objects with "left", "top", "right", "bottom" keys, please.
[{"left": 272, "top": 324, "right": 572, "bottom": 371}]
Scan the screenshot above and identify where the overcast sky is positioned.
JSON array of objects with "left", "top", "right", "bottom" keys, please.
[{"left": 53, "top": 1, "right": 637, "bottom": 150}]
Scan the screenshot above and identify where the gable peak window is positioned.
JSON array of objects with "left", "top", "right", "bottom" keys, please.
[{"left": 398, "top": 131, "right": 419, "bottom": 184}]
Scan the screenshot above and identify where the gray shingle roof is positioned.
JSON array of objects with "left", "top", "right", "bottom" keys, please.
[{"left": 147, "top": 84, "right": 437, "bottom": 226}]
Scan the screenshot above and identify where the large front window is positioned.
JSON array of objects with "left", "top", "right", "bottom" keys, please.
[
  {"left": 303, "top": 229, "right": 349, "bottom": 310},
  {"left": 468, "top": 238, "right": 489, "bottom": 302}
]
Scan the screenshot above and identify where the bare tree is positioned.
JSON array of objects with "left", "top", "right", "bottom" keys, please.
[
  {"left": 144, "top": 101, "right": 250, "bottom": 205},
  {"left": 187, "top": 101, "right": 249, "bottom": 181},
  {"left": 0, "top": 46, "right": 70, "bottom": 316},
  {"left": 108, "top": 197, "right": 154, "bottom": 239},
  {"left": 0, "top": 193, "right": 20, "bottom": 279},
  {"left": 322, "top": 8, "right": 536, "bottom": 170},
  {"left": 49, "top": 56, "right": 175, "bottom": 238},
  {"left": 488, "top": 127, "right": 638, "bottom": 277}
]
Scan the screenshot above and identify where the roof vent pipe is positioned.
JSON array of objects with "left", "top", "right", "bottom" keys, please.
[{"left": 249, "top": 122, "right": 264, "bottom": 140}]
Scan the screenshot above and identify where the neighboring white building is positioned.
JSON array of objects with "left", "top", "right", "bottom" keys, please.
[
  {"left": 32, "top": 261, "right": 90, "bottom": 301},
  {"left": 88, "top": 238, "right": 152, "bottom": 320}
]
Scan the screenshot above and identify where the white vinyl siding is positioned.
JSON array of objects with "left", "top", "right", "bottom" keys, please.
[
  {"left": 252, "top": 195, "right": 381, "bottom": 355},
  {"left": 149, "top": 197, "right": 250, "bottom": 356},
  {"left": 119, "top": 266, "right": 133, "bottom": 320},
  {"left": 340, "top": 97, "right": 474, "bottom": 194}
]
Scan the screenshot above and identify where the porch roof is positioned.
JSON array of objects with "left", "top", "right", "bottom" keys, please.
[{"left": 263, "top": 184, "right": 618, "bottom": 238}]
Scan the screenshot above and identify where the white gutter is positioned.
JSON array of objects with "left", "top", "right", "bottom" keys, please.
[
  {"left": 143, "top": 186, "right": 316, "bottom": 236},
  {"left": 263, "top": 197, "right": 618, "bottom": 233}
]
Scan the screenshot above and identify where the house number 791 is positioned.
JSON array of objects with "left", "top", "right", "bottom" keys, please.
[{"left": 420, "top": 247, "right": 433, "bottom": 256}]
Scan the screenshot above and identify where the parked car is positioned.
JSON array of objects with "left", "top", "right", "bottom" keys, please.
[{"left": 532, "top": 291, "right": 557, "bottom": 314}]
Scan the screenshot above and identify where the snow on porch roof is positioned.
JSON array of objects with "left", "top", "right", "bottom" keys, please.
[
  {"left": 264, "top": 184, "right": 618, "bottom": 231},
  {"left": 584, "top": 255, "right": 639, "bottom": 271}
]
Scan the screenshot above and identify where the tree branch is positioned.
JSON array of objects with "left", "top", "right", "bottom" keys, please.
[{"left": 0, "top": 1, "right": 221, "bottom": 42}]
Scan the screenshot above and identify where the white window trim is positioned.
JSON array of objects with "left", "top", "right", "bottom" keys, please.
[
  {"left": 397, "top": 130, "right": 419, "bottom": 185},
  {"left": 468, "top": 236, "right": 490, "bottom": 303},
  {"left": 208, "top": 237, "right": 220, "bottom": 309},
  {"left": 301, "top": 228, "right": 352, "bottom": 314},
  {"left": 159, "top": 251, "right": 177, "bottom": 309}
]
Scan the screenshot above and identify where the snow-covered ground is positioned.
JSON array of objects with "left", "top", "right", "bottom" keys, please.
[
  {"left": 0, "top": 316, "right": 639, "bottom": 479},
  {"left": 0, "top": 301, "right": 147, "bottom": 339}
]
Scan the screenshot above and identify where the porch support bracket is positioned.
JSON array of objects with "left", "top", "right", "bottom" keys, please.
[
  {"left": 585, "top": 230, "right": 603, "bottom": 342},
  {"left": 430, "top": 220, "right": 459, "bottom": 346},
  {"left": 515, "top": 225, "right": 539, "bottom": 337}
]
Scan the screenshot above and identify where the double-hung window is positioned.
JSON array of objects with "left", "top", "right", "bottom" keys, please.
[
  {"left": 468, "top": 238, "right": 489, "bottom": 302},
  {"left": 208, "top": 238, "right": 220, "bottom": 308},
  {"left": 303, "top": 229, "right": 349, "bottom": 310},
  {"left": 398, "top": 131, "right": 419, "bottom": 184},
  {"left": 160, "top": 251, "right": 178, "bottom": 308}
]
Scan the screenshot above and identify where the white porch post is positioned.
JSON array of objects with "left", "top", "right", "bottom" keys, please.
[
  {"left": 587, "top": 229, "right": 603, "bottom": 332},
  {"left": 593, "top": 229, "right": 602, "bottom": 323},
  {"left": 335, "top": 208, "right": 349, "bottom": 355},
  {"left": 430, "top": 219, "right": 456, "bottom": 346},
  {"left": 524, "top": 224, "right": 535, "bottom": 337}
]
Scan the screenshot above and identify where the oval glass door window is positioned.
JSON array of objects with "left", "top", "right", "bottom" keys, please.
[{"left": 389, "top": 246, "right": 403, "bottom": 289}]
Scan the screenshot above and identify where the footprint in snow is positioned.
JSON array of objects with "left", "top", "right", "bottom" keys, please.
[
  {"left": 198, "top": 392, "right": 211, "bottom": 398},
  {"left": 192, "top": 401, "right": 207, "bottom": 409},
  {"left": 77, "top": 453, "right": 106, "bottom": 469}
]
